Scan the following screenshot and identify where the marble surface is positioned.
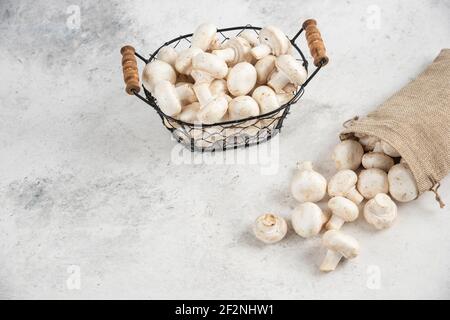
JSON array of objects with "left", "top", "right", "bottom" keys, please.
[{"left": 1, "top": 0, "right": 449, "bottom": 299}]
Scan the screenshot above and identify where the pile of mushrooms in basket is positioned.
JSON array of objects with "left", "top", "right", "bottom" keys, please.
[
  {"left": 140, "top": 23, "right": 306, "bottom": 124},
  {"left": 255, "top": 137, "right": 422, "bottom": 272}
]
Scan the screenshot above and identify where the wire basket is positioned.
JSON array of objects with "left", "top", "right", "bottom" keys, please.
[{"left": 121, "top": 19, "right": 328, "bottom": 152}]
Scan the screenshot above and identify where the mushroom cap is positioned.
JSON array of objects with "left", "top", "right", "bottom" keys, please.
[
  {"left": 228, "top": 96, "right": 260, "bottom": 120},
  {"left": 274, "top": 55, "right": 308, "bottom": 85},
  {"left": 178, "top": 102, "right": 201, "bottom": 123},
  {"left": 357, "top": 168, "right": 389, "bottom": 199},
  {"left": 223, "top": 37, "right": 253, "bottom": 65},
  {"left": 239, "top": 29, "right": 260, "bottom": 47},
  {"left": 291, "top": 202, "right": 325, "bottom": 238},
  {"left": 255, "top": 55, "right": 276, "bottom": 84},
  {"left": 290, "top": 161, "right": 327, "bottom": 203},
  {"left": 142, "top": 60, "right": 176, "bottom": 92},
  {"left": 381, "top": 141, "right": 401, "bottom": 157},
  {"left": 328, "top": 196, "right": 359, "bottom": 222},
  {"left": 197, "top": 96, "right": 228, "bottom": 124},
  {"left": 364, "top": 193, "right": 398, "bottom": 229},
  {"left": 157, "top": 46, "right": 178, "bottom": 67},
  {"left": 357, "top": 134, "right": 380, "bottom": 151},
  {"left": 227, "top": 62, "right": 257, "bottom": 96},
  {"left": 332, "top": 140, "right": 364, "bottom": 171},
  {"left": 328, "top": 170, "right": 358, "bottom": 197},
  {"left": 258, "top": 26, "right": 289, "bottom": 56},
  {"left": 362, "top": 152, "right": 395, "bottom": 172},
  {"left": 192, "top": 52, "right": 228, "bottom": 79},
  {"left": 152, "top": 80, "right": 182, "bottom": 116},
  {"left": 175, "top": 47, "right": 203, "bottom": 75},
  {"left": 191, "top": 23, "right": 217, "bottom": 51},
  {"left": 388, "top": 164, "right": 419, "bottom": 202},
  {"left": 322, "top": 230, "right": 360, "bottom": 259},
  {"left": 252, "top": 86, "right": 280, "bottom": 114},
  {"left": 254, "top": 213, "right": 287, "bottom": 244},
  {"left": 209, "top": 79, "right": 228, "bottom": 96}
]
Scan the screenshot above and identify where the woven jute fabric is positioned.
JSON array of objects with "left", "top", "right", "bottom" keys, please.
[{"left": 341, "top": 49, "right": 450, "bottom": 205}]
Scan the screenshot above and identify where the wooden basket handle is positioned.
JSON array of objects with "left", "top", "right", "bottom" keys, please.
[
  {"left": 302, "top": 19, "right": 329, "bottom": 67},
  {"left": 120, "top": 45, "right": 141, "bottom": 95}
]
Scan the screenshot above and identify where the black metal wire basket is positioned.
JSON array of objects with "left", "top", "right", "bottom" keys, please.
[{"left": 121, "top": 19, "right": 328, "bottom": 152}]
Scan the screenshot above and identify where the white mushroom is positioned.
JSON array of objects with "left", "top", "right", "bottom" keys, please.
[
  {"left": 355, "top": 133, "right": 380, "bottom": 152},
  {"left": 238, "top": 29, "right": 260, "bottom": 47},
  {"left": 251, "top": 26, "right": 290, "bottom": 59},
  {"left": 227, "top": 62, "right": 257, "bottom": 96},
  {"left": 364, "top": 193, "right": 398, "bottom": 229},
  {"left": 191, "top": 52, "right": 228, "bottom": 106},
  {"left": 328, "top": 170, "right": 364, "bottom": 204},
  {"left": 157, "top": 47, "right": 178, "bottom": 68},
  {"left": 255, "top": 55, "right": 276, "bottom": 84},
  {"left": 252, "top": 86, "right": 280, "bottom": 114},
  {"left": 290, "top": 161, "right": 327, "bottom": 203},
  {"left": 190, "top": 23, "right": 217, "bottom": 51},
  {"left": 388, "top": 163, "right": 419, "bottom": 202},
  {"left": 326, "top": 196, "right": 359, "bottom": 230},
  {"left": 331, "top": 140, "right": 364, "bottom": 171},
  {"left": 362, "top": 152, "right": 394, "bottom": 172},
  {"left": 209, "top": 79, "right": 228, "bottom": 97},
  {"left": 197, "top": 96, "right": 228, "bottom": 124},
  {"left": 178, "top": 102, "right": 201, "bottom": 123},
  {"left": 291, "top": 202, "right": 328, "bottom": 238},
  {"left": 357, "top": 168, "right": 389, "bottom": 199},
  {"left": 212, "top": 37, "right": 252, "bottom": 66},
  {"left": 267, "top": 55, "right": 307, "bottom": 93},
  {"left": 142, "top": 60, "right": 177, "bottom": 93},
  {"left": 253, "top": 213, "right": 287, "bottom": 244},
  {"left": 152, "top": 80, "right": 182, "bottom": 116},
  {"left": 320, "top": 230, "right": 360, "bottom": 272},
  {"left": 175, "top": 47, "right": 203, "bottom": 75},
  {"left": 381, "top": 141, "right": 401, "bottom": 157},
  {"left": 228, "top": 96, "right": 260, "bottom": 120},
  {"left": 276, "top": 92, "right": 294, "bottom": 105},
  {"left": 175, "top": 82, "right": 197, "bottom": 105}
]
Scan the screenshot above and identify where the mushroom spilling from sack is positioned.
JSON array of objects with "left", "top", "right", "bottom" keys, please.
[{"left": 142, "top": 23, "right": 307, "bottom": 124}]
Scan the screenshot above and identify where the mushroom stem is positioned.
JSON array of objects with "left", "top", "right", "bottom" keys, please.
[
  {"left": 326, "top": 215, "right": 345, "bottom": 230},
  {"left": 251, "top": 44, "right": 272, "bottom": 60},
  {"left": 213, "top": 48, "right": 235, "bottom": 63},
  {"left": 268, "top": 71, "right": 290, "bottom": 93},
  {"left": 193, "top": 83, "right": 213, "bottom": 107},
  {"left": 320, "top": 250, "right": 343, "bottom": 272},
  {"left": 346, "top": 187, "right": 364, "bottom": 204}
]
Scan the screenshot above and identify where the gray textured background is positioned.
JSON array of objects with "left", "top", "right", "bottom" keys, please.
[{"left": 1, "top": 0, "right": 449, "bottom": 299}]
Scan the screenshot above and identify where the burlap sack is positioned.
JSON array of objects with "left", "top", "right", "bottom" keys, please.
[{"left": 341, "top": 49, "right": 450, "bottom": 208}]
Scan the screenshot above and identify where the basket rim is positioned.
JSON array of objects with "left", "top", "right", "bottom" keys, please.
[{"left": 141, "top": 25, "right": 309, "bottom": 128}]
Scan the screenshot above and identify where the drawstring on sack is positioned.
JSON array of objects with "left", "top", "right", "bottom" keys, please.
[
  {"left": 343, "top": 116, "right": 359, "bottom": 128},
  {"left": 430, "top": 178, "right": 445, "bottom": 209}
]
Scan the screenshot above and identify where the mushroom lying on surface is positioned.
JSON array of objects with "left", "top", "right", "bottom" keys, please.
[
  {"left": 157, "top": 47, "right": 178, "bottom": 68},
  {"left": 291, "top": 202, "right": 328, "bottom": 238},
  {"left": 255, "top": 55, "right": 276, "bottom": 85},
  {"left": 212, "top": 37, "right": 252, "bottom": 66},
  {"left": 251, "top": 26, "right": 290, "bottom": 59},
  {"left": 267, "top": 55, "right": 307, "bottom": 93},
  {"left": 228, "top": 96, "right": 260, "bottom": 120},
  {"left": 290, "top": 161, "right": 327, "bottom": 203},
  {"left": 388, "top": 163, "right": 419, "bottom": 202},
  {"left": 227, "top": 62, "right": 257, "bottom": 96},
  {"left": 320, "top": 230, "right": 360, "bottom": 272},
  {"left": 142, "top": 60, "right": 177, "bottom": 93},
  {"left": 254, "top": 213, "right": 287, "bottom": 244},
  {"left": 362, "top": 152, "right": 395, "bottom": 172},
  {"left": 190, "top": 23, "right": 218, "bottom": 51},
  {"left": 357, "top": 168, "right": 389, "bottom": 199},
  {"left": 252, "top": 86, "right": 280, "bottom": 114},
  {"left": 331, "top": 140, "right": 364, "bottom": 171},
  {"left": 328, "top": 170, "right": 364, "bottom": 204},
  {"left": 364, "top": 193, "right": 398, "bottom": 229},
  {"left": 191, "top": 52, "right": 228, "bottom": 106},
  {"left": 152, "top": 80, "right": 182, "bottom": 116},
  {"left": 326, "top": 196, "right": 359, "bottom": 230}
]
